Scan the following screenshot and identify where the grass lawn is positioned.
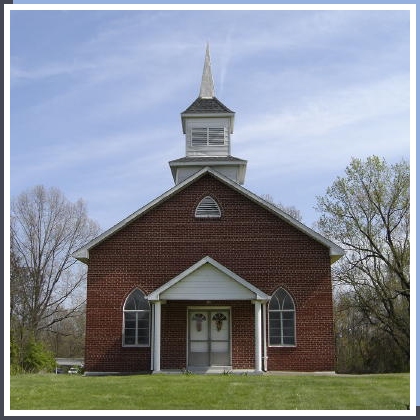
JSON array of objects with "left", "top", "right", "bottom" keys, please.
[{"left": 10, "top": 372, "right": 409, "bottom": 411}]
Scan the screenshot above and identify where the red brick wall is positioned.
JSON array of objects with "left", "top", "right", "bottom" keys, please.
[{"left": 84, "top": 173, "right": 335, "bottom": 373}]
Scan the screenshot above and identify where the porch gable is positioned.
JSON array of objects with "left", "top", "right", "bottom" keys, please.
[{"left": 147, "top": 256, "right": 269, "bottom": 301}]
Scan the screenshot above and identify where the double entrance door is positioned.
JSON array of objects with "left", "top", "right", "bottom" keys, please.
[{"left": 188, "top": 309, "right": 231, "bottom": 369}]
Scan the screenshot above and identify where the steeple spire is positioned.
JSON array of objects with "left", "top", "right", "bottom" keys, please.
[
  {"left": 169, "top": 44, "right": 247, "bottom": 186},
  {"left": 199, "top": 43, "right": 215, "bottom": 99}
]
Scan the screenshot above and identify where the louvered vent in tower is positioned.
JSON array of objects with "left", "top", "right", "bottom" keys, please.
[{"left": 195, "top": 196, "right": 221, "bottom": 218}]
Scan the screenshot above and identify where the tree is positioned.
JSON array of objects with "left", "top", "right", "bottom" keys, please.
[
  {"left": 45, "top": 304, "right": 86, "bottom": 358},
  {"left": 333, "top": 286, "right": 408, "bottom": 373},
  {"left": 10, "top": 185, "right": 100, "bottom": 348},
  {"left": 315, "top": 156, "right": 410, "bottom": 369},
  {"left": 260, "top": 194, "right": 303, "bottom": 222}
]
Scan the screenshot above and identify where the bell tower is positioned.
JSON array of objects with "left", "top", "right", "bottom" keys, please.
[{"left": 169, "top": 44, "right": 247, "bottom": 185}]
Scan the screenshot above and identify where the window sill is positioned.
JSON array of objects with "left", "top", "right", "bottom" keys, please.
[
  {"left": 122, "top": 344, "right": 150, "bottom": 348},
  {"left": 268, "top": 344, "right": 297, "bottom": 348}
]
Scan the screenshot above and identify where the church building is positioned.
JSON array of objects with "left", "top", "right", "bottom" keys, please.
[{"left": 73, "top": 46, "right": 344, "bottom": 375}]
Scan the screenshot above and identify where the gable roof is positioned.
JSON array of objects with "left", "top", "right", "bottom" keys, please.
[
  {"left": 72, "top": 167, "right": 344, "bottom": 264},
  {"left": 146, "top": 256, "right": 270, "bottom": 301}
]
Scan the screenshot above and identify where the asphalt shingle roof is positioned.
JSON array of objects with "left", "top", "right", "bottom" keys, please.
[{"left": 181, "top": 97, "right": 234, "bottom": 114}]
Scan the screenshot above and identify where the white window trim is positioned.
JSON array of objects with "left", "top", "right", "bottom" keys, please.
[
  {"left": 122, "top": 290, "right": 151, "bottom": 348},
  {"left": 268, "top": 288, "right": 297, "bottom": 348}
]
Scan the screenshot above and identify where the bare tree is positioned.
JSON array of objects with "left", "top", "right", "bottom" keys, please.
[
  {"left": 45, "top": 304, "right": 86, "bottom": 358},
  {"left": 10, "top": 185, "right": 100, "bottom": 340},
  {"left": 260, "top": 194, "right": 303, "bottom": 222},
  {"left": 315, "top": 156, "right": 410, "bottom": 364}
]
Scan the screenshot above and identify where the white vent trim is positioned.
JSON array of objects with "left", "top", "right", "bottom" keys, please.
[
  {"left": 195, "top": 196, "right": 221, "bottom": 218},
  {"left": 191, "top": 127, "right": 226, "bottom": 147}
]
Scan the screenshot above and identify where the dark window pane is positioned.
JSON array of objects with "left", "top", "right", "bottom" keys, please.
[
  {"left": 125, "top": 312, "right": 136, "bottom": 320},
  {"left": 270, "top": 319, "right": 281, "bottom": 328},
  {"left": 137, "top": 312, "right": 150, "bottom": 321},
  {"left": 283, "top": 330, "right": 295, "bottom": 338},
  {"left": 125, "top": 336, "right": 135, "bottom": 345},
  {"left": 125, "top": 328, "right": 135, "bottom": 336},
  {"left": 137, "top": 329, "right": 149, "bottom": 340},
  {"left": 283, "top": 295, "right": 294, "bottom": 310},
  {"left": 283, "top": 336, "right": 295, "bottom": 345},
  {"left": 283, "top": 319, "right": 294, "bottom": 329},
  {"left": 125, "top": 320, "right": 136, "bottom": 329},
  {"left": 282, "top": 312, "right": 294, "bottom": 321},
  {"left": 124, "top": 329, "right": 135, "bottom": 345},
  {"left": 137, "top": 319, "right": 149, "bottom": 329},
  {"left": 269, "top": 322, "right": 281, "bottom": 333},
  {"left": 135, "top": 298, "right": 149, "bottom": 311},
  {"left": 269, "top": 296, "right": 280, "bottom": 310},
  {"left": 270, "top": 335, "right": 281, "bottom": 345},
  {"left": 125, "top": 312, "right": 136, "bottom": 331},
  {"left": 137, "top": 330, "right": 149, "bottom": 345},
  {"left": 125, "top": 296, "right": 136, "bottom": 310}
]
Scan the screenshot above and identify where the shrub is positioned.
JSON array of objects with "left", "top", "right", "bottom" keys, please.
[
  {"left": 10, "top": 336, "right": 23, "bottom": 375},
  {"left": 22, "top": 339, "right": 56, "bottom": 373}
]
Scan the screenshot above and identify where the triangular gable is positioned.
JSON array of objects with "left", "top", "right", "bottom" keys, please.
[
  {"left": 147, "top": 256, "right": 269, "bottom": 301},
  {"left": 72, "top": 166, "right": 344, "bottom": 263}
]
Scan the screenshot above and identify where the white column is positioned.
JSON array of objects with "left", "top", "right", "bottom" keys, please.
[
  {"left": 253, "top": 300, "right": 262, "bottom": 373},
  {"left": 262, "top": 301, "right": 268, "bottom": 372},
  {"left": 153, "top": 301, "right": 161, "bottom": 373}
]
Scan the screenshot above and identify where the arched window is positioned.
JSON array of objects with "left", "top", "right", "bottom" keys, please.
[
  {"left": 269, "top": 288, "right": 296, "bottom": 346},
  {"left": 123, "top": 289, "right": 150, "bottom": 346},
  {"left": 195, "top": 196, "right": 221, "bottom": 218}
]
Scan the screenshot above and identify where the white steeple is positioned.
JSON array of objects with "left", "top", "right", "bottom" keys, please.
[
  {"left": 199, "top": 44, "right": 215, "bottom": 99},
  {"left": 169, "top": 44, "right": 247, "bottom": 185}
]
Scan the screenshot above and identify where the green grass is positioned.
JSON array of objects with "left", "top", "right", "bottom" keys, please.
[{"left": 10, "top": 372, "right": 410, "bottom": 411}]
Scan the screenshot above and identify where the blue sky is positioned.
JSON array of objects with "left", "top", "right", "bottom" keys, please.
[{"left": 9, "top": 7, "right": 411, "bottom": 231}]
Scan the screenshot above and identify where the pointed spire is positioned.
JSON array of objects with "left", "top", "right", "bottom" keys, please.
[{"left": 199, "top": 43, "right": 215, "bottom": 99}]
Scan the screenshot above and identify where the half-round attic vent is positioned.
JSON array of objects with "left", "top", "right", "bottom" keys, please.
[{"left": 195, "top": 196, "right": 221, "bottom": 218}]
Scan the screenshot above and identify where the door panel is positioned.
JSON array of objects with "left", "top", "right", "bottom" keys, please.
[{"left": 188, "top": 309, "right": 230, "bottom": 368}]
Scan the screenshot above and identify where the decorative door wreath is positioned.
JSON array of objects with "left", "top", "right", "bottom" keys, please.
[
  {"left": 212, "top": 313, "right": 227, "bottom": 331},
  {"left": 192, "top": 313, "right": 206, "bottom": 331}
]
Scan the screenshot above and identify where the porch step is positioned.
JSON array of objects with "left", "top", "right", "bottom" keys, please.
[{"left": 155, "top": 368, "right": 262, "bottom": 375}]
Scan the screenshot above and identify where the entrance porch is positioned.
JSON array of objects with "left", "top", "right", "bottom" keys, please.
[{"left": 146, "top": 256, "right": 270, "bottom": 373}]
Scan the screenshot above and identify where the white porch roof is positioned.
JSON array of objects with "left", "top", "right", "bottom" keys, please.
[{"left": 147, "top": 256, "right": 269, "bottom": 302}]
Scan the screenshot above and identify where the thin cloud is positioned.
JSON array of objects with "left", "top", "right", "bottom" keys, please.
[
  {"left": 10, "top": 9, "right": 411, "bottom": 230},
  {"left": 10, "top": 60, "right": 98, "bottom": 83},
  {"left": 218, "top": 23, "right": 236, "bottom": 97},
  {"left": 236, "top": 72, "right": 409, "bottom": 141}
]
